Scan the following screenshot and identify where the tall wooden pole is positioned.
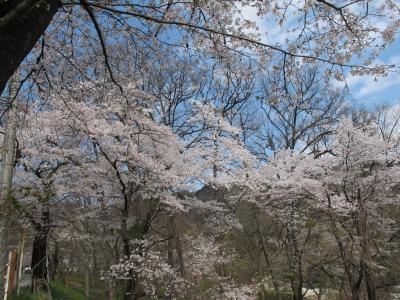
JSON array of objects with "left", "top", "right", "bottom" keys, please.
[
  {"left": 3, "top": 250, "right": 17, "bottom": 300},
  {"left": 3, "top": 251, "right": 12, "bottom": 300},
  {"left": 16, "top": 229, "right": 25, "bottom": 295}
]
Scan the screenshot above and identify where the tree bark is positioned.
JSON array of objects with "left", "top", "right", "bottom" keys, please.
[
  {"left": 350, "top": 285, "right": 361, "bottom": 300},
  {"left": 175, "top": 229, "right": 185, "bottom": 276},
  {"left": 166, "top": 216, "right": 175, "bottom": 267},
  {"left": 31, "top": 232, "right": 48, "bottom": 292},
  {"left": 0, "top": 0, "right": 61, "bottom": 96},
  {"left": 31, "top": 209, "right": 50, "bottom": 293},
  {"left": 121, "top": 194, "right": 135, "bottom": 300},
  {"left": 365, "top": 265, "right": 376, "bottom": 300},
  {"left": 49, "top": 240, "right": 59, "bottom": 281}
]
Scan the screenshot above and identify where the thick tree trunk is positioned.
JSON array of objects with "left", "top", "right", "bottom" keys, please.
[
  {"left": 0, "top": 0, "right": 61, "bottom": 96},
  {"left": 166, "top": 216, "right": 174, "bottom": 267},
  {"left": 31, "top": 210, "right": 50, "bottom": 293},
  {"left": 121, "top": 196, "right": 135, "bottom": 300},
  {"left": 122, "top": 221, "right": 135, "bottom": 300},
  {"left": 365, "top": 266, "right": 376, "bottom": 300},
  {"left": 166, "top": 215, "right": 185, "bottom": 275},
  {"left": 49, "top": 241, "right": 59, "bottom": 281},
  {"left": 350, "top": 285, "right": 361, "bottom": 300},
  {"left": 175, "top": 229, "right": 185, "bottom": 275},
  {"left": 295, "top": 251, "right": 304, "bottom": 300},
  {"left": 31, "top": 232, "right": 48, "bottom": 292}
]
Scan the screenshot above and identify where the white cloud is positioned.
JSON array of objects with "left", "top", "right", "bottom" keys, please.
[
  {"left": 238, "top": 2, "right": 299, "bottom": 45},
  {"left": 239, "top": 4, "right": 268, "bottom": 39},
  {"left": 356, "top": 74, "right": 400, "bottom": 97},
  {"left": 331, "top": 53, "right": 400, "bottom": 100}
]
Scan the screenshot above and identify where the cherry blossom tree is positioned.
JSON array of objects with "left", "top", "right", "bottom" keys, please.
[
  {"left": 255, "top": 119, "right": 400, "bottom": 299},
  {"left": 2, "top": 3, "right": 400, "bottom": 299},
  {"left": 2, "top": 0, "right": 399, "bottom": 96},
  {"left": 11, "top": 53, "right": 259, "bottom": 296},
  {"left": 256, "top": 65, "right": 346, "bottom": 157}
]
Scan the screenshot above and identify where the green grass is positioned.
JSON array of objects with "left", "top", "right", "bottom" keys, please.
[
  {"left": 63, "top": 273, "right": 108, "bottom": 300},
  {"left": 8, "top": 287, "right": 45, "bottom": 300},
  {"left": 9, "top": 281, "right": 86, "bottom": 300},
  {"left": 50, "top": 281, "right": 86, "bottom": 300}
]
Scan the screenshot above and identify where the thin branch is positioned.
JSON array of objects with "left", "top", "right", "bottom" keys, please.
[
  {"left": 85, "top": 2, "right": 393, "bottom": 72},
  {"left": 0, "top": 68, "right": 35, "bottom": 120},
  {"left": 80, "top": 0, "right": 124, "bottom": 94}
]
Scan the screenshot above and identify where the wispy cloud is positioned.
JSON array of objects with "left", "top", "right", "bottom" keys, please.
[
  {"left": 238, "top": 3, "right": 268, "bottom": 39},
  {"left": 332, "top": 54, "right": 400, "bottom": 101},
  {"left": 238, "top": 1, "right": 400, "bottom": 107},
  {"left": 356, "top": 73, "right": 400, "bottom": 97},
  {"left": 238, "top": 2, "right": 299, "bottom": 45}
]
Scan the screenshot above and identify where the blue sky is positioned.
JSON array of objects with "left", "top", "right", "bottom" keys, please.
[
  {"left": 342, "top": 40, "right": 400, "bottom": 108},
  {"left": 240, "top": 3, "right": 400, "bottom": 110}
]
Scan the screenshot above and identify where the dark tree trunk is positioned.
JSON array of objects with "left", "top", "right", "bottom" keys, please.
[
  {"left": 350, "top": 285, "right": 361, "bottom": 300},
  {"left": 49, "top": 240, "right": 59, "bottom": 281},
  {"left": 31, "top": 210, "right": 50, "bottom": 293},
  {"left": 175, "top": 229, "right": 185, "bottom": 275},
  {"left": 31, "top": 232, "right": 48, "bottom": 292},
  {"left": 166, "top": 216, "right": 175, "bottom": 267},
  {"left": 121, "top": 196, "right": 135, "bottom": 300},
  {"left": 365, "top": 265, "right": 376, "bottom": 300},
  {"left": 0, "top": 0, "right": 61, "bottom": 96},
  {"left": 122, "top": 226, "right": 134, "bottom": 300}
]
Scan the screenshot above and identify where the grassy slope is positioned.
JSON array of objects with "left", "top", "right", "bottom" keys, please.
[{"left": 9, "top": 281, "right": 86, "bottom": 300}]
